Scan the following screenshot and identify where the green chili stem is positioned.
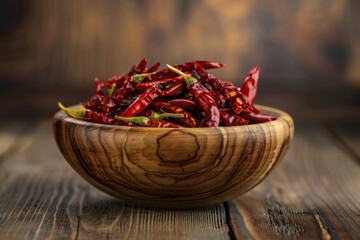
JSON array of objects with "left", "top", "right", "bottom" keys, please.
[
  {"left": 114, "top": 115, "right": 149, "bottom": 125},
  {"left": 58, "top": 102, "right": 86, "bottom": 120},
  {"left": 166, "top": 64, "right": 197, "bottom": 88},
  {"left": 109, "top": 83, "right": 117, "bottom": 97},
  {"left": 151, "top": 112, "right": 183, "bottom": 121},
  {"left": 133, "top": 72, "right": 156, "bottom": 83}
]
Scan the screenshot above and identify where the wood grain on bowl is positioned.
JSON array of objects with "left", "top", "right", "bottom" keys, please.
[{"left": 53, "top": 105, "right": 294, "bottom": 208}]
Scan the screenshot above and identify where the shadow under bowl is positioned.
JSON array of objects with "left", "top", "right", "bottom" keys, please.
[{"left": 53, "top": 105, "right": 294, "bottom": 208}]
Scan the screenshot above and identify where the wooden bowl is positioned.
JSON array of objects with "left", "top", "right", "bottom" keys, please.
[{"left": 53, "top": 105, "right": 294, "bottom": 208}]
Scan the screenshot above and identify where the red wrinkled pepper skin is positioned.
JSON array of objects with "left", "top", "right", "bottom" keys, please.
[
  {"left": 198, "top": 117, "right": 210, "bottom": 127},
  {"left": 219, "top": 107, "right": 233, "bottom": 112},
  {"left": 135, "top": 76, "right": 183, "bottom": 91},
  {"left": 139, "top": 109, "right": 155, "bottom": 117},
  {"left": 114, "top": 119, "right": 135, "bottom": 126},
  {"left": 119, "top": 96, "right": 138, "bottom": 106},
  {"left": 100, "top": 74, "right": 128, "bottom": 89},
  {"left": 240, "top": 67, "right": 260, "bottom": 106},
  {"left": 241, "top": 112, "right": 277, "bottom": 123},
  {"left": 113, "top": 106, "right": 126, "bottom": 116},
  {"left": 101, "top": 75, "right": 138, "bottom": 113},
  {"left": 146, "top": 119, "right": 183, "bottom": 128},
  {"left": 146, "top": 62, "right": 160, "bottom": 73},
  {"left": 210, "top": 88, "right": 226, "bottom": 108},
  {"left": 131, "top": 57, "right": 147, "bottom": 74},
  {"left": 83, "top": 79, "right": 104, "bottom": 112},
  {"left": 101, "top": 58, "right": 147, "bottom": 88},
  {"left": 83, "top": 110, "right": 115, "bottom": 124},
  {"left": 189, "top": 82, "right": 220, "bottom": 127},
  {"left": 194, "top": 62, "right": 253, "bottom": 114},
  {"left": 101, "top": 96, "right": 118, "bottom": 113},
  {"left": 146, "top": 61, "right": 225, "bottom": 82},
  {"left": 151, "top": 101, "right": 198, "bottom": 127},
  {"left": 162, "top": 81, "right": 185, "bottom": 96},
  {"left": 168, "top": 99, "right": 199, "bottom": 109},
  {"left": 193, "top": 60, "right": 225, "bottom": 69},
  {"left": 101, "top": 63, "right": 136, "bottom": 89},
  {"left": 121, "top": 85, "right": 163, "bottom": 117},
  {"left": 113, "top": 76, "right": 138, "bottom": 101},
  {"left": 220, "top": 112, "right": 249, "bottom": 126}
]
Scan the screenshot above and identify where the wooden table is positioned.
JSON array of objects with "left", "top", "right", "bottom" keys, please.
[{"left": 0, "top": 90, "right": 359, "bottom": 239}]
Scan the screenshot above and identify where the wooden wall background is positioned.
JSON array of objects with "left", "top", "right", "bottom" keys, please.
[{"left": 0, "top": 0, "right": 360, "bottom": 90}]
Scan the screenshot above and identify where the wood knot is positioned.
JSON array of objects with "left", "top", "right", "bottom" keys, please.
[{"left": 157, "top": 130, "right": 199, "bottom": 167}]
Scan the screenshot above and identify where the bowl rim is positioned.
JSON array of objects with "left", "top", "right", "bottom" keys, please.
[{"left": 53, "top": 104, "right": 292, "bottom": 130}]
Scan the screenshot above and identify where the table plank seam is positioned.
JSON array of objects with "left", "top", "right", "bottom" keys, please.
[
  {"left": 225, "top": 201, "right": 253, "bottom": 240},
  {"left": 323, "top": 123, "right": 360, "bottom": 165}
]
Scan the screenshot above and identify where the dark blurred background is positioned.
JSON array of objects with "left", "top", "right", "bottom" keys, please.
[{"left": 0, "top": 0, "right": 359, "bottom": 122}]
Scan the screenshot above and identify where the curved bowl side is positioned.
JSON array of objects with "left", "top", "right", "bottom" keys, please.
[{"left": 53, "top": 105, "right": 294, "bottom": 208}]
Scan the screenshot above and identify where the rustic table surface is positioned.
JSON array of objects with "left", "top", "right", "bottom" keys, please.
[{"left": 0, "top": 90, "right": 359, "bottom": 239}]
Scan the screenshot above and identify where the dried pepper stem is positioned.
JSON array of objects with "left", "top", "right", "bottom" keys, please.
[
  {"left": 150, "top": 112, "right": 183, "bottom": 121},
  {"left": 109, "top": 83, "right": 117, "bottom": 97},
  {"left": 133, "top": 72, "right": 156, "bottom": 83},
  {"left": 58, "top": 102, "right": 86, "bottom": 120},
  {"left": 115, "top": 116, "right": 149, "bottom": 125},
  {"left": 166, "top": 64, "right": 197, "bottom": 87}
]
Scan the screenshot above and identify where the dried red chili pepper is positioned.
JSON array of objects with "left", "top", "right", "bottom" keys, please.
[
  {"left": 120, "top": 84, "right": 163, "bottom": 117},
  {"left": 146, "top": 62, "right": 160, "bottom": 73},
  {"left": 113, "top": 106, "right": 127, "bottom": 116},
  {"left": 119, "top": 96, "right": 138, "bottom": 106},
  {"left": 240, "top": 67, "right": 260, "bottom": 106},
  {"left": 194, "top": 62, "right": 254, "bottom": 114},
  {"left": 115, "top": 116, "right": 183, "bottom": 128},
  {"left": 82, "top": 78, "right": 104, "bottom": 112},
  {"left": 146, "top": 61, "right": 225, "bottom": 82},
  {"left": 210, "top": 87, "right": 226, "bottom": 108},
  {"left": 219, "top": 107, "right": 233, "bottom": 112},
  {"left": 220, "top": 112, "right": 249, "bottom": 126},
  {"left": 102, "top": 73, "right": 155, "bottom": 113},
  {"left": 167, "top": 64, "right": 220, "bottom": 127},
  {"left": 131, "top": 57, "right": 147, "bottom": 74},
  {"left": 112, "top": 75, "right": 137, "bottom": 101},
  {"left": 240, "top": 112, "right": 277, "bottom": 123},
  {"left": 168, "top": 99, "right": 199, "bottom": 109},
  {"left": 198, "top": 117, "right": 210, "bottom": 127},
  {"left": 101, "top": 58, "right": 147, "bottom": 88},
  {"left": 147, "top": 119, "right": 183, "bottom": 128},
  {"left": 138, "top": 110, "right": 183, "bottom": 121},
  {"left": 101, "top": 64, "right": 136, "bottom": 89},
  {"left": 172, "top": 61, "right": 225, "bottom": 74},
  {"left": 58, "top": 103, "right": 115, "bottom": 124},
  {"left": 60, "top": 59, "right": 277, "bottom": 127},
  {"left": 162, "top": 80, "right": 186, "bottom": 96},
  {"left": 240, "top": 67, "right": 261, "bottom": 114},
  {"left": 114, "top": 119, "right": 135, "bottom": 126},
  {"left": 135, "top": 75, "right": 183, "bottom": 91},
  {"left": 101, "top": 96, "right": 119, "bottom": 113},
  {"left": 152, "top": 100, "right": 198, "bottom": 127}
]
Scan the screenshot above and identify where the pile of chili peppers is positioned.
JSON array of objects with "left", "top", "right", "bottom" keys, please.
[{"left": 58, "top": 58, "right": 276, "bottom": 128}]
